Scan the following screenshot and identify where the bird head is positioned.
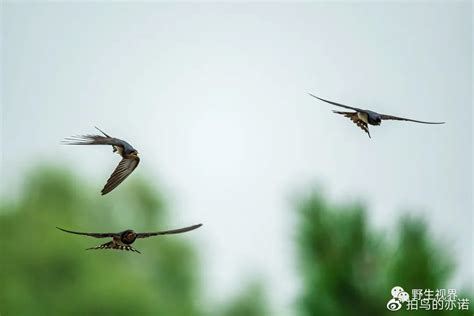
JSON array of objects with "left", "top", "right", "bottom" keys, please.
[{"left": 121, "top": 230, "right": 137, "bottom": 244}]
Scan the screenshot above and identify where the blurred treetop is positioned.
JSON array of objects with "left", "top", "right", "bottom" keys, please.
[{"left": 0, "top": 166, "right": 471, "bottom": 315}]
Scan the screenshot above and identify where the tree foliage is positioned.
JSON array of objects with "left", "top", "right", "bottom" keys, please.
[
  {"left": 1, "top": 167, "right": 470, "bottom": 315},
  {"left": 0, "top": 166, "right": 266, "bottom": 316},
  {"left": 295, "top": 190, "right": 471, "bottom": 316}
]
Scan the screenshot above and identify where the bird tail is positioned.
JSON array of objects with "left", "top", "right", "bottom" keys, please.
[
  {"left": 86, "top": 241, "right": 115, "bottom": 251},
  {"left": 333, "top": 110, "right": 357, "bottom": 118},
  {"left": 86, "top": 241, "right": 141, "bottom": 254},
  {"left": 61, "top": 135, "right": 107, "bottom": 145},
  {"left": 333, "top": 111, "right": 371, "bottom": 138},
  {"left": 95, "top": 126, "right": 112, "bottom": 138}
]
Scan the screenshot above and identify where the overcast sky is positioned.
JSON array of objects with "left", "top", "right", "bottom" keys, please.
[{"left": 2, "top": 2, "right": 472, "bottom": 314}]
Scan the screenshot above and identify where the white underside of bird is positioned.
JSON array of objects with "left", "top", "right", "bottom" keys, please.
[
  {"left": 357, "top": 112, "right": 369, "bottom": 124},
  {"left": 113, "top": 145, "right": 123, "bottom": 155}
]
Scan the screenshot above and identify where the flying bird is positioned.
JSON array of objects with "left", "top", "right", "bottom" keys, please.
[
  {"left": 308, "top": 93, "right": 444, "bottom": 138},
  {"left": 63, "top": 127, "right": 140, "bottom": 195},
  {"left": 57, "top": 224, "right": 203, "bottom": 254}
]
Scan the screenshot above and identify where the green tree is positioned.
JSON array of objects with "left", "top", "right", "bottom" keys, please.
[
  {"left": 2, "top": 167, "right": 471, "bottom": 316},
  {"left": 0, "top": 166, "right": 269, "bottom": 316},
  {"left": 0, "top": 166, "right": 200, "bottom": 316},
  {"left": 295, "top": 190, "right": 472, "bottom": 316},
  {"left": 218, "top": 280, "right": 270, "bottom": 316}
]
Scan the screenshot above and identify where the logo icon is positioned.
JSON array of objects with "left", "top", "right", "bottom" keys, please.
[{"left": 387, "top": 286, "right": 410, "bottom": 311}]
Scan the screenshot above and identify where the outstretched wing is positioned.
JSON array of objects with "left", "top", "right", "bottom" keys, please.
[
  {"left": 309, "top": 93, "right": 363, "bottom": 112},
  {"left": 380, "top": 114, "right": 445, "bottom": 124},
  {"left": 136, "top": 223, "right": 203, "bottom": 239},
  {"left": 86, "top": 241, "right": 141, "bottom": 254},
  {"left": 101, "top": 156, "right": 140, "bottom": 195},
  {"left": 333, "top": 111, "right": 371, "bottom": 138},
  {"left": 62, "top": 134, "right": 125, "bottom": 147},
  {"left": 57, "top": 227, "right": 117, "bottom": 238}
]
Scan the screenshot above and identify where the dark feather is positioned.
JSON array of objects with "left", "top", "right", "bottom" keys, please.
[
  {"left": 62, "top": 134, "right": 124, "bottom": 147},
  {"left": 94, "top": 126, "right": 112, "bottom": 137},
  {"left": 86, "top": 241, "right": 141, "bottom": 254},
  {"left": 309, "top": 93, "right": 363, "bottom": 112},
  {"left": 380, "top": 114, "right": 445, "bottom": 124},
  {"left": 101, "top": 156, "right": 140, "bottom": 195},
  {"left": 57, "top": 227, "right": 117, "bottom": 238},
  {"left": 333, "top": 111, "right": 371, "bottom": 138},
  {"left": 136, "top": 224, "right": 203, "bottom": 239}
]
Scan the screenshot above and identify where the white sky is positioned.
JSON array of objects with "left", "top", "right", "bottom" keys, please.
[{"left": 2, "top": 2, "right": 472, "bottom": 315}]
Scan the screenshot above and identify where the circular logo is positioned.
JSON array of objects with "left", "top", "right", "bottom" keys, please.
[
  {"left": 387, "top": 298, "right": 402, "bottom": 311},
  {"left": 387, "top": 286, "right": 410, "bottom": 311}
]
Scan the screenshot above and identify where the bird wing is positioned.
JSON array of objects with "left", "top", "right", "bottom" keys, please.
[
  {"left": 86, "top": 241, "right": 141, "bottom": 254},
  {"left": 380, "top": 114, "right": 445, "bottom": 124},
  {"left": 136, "top": 223, "right": 203, "bottom": 239},
  {"left": 309, "top": 93, "right": 363, "bottom": 111},
  {"left": 62, "top": 134, "right": 125, "bottom": 147},
  {"left": 101, "top": 156, "right": 140, "bottom": 195},
  {"left": 94, "top": 126, "right": 112, "bottom": 138},
  {"left": 333, "top": 111, "right": 371, "bottom": 138},
  {"left": 57, "top": 227, "right": 117, "bottom": 238}
]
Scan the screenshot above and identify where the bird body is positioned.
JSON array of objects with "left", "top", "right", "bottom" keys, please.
[
  {"left": 309, "top": 93, "right": 444, "bottom": 138},
  {"left": 112, "top": 144, "right": 123, "bottom": 156},
  {"left": 57, "top": 224, "right": 203, "bottom": 254},
  {"left": 114, "top": 140, "right": 137, "bottom": 157},
  {"left": 63, "top": 127, "right": 140, "bottom": 195},
  {"left": 357, "top": 111, "right": 369, "bottom": 124}
]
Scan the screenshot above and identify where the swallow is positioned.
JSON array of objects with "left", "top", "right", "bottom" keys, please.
[
  {"left": 309, "top": 93, "right": 445, "bottom": 138},
  {"left": 63, "top": 127, "right": 140, "bottom": 195},
  {"left": 56, "top": 224, "right": 203, "bottom": 254}
]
